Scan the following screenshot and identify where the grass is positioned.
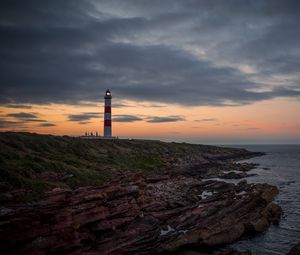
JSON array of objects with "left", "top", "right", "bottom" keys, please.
[{"left": 0, "top": 132, "right": 245, "bottom": 199}]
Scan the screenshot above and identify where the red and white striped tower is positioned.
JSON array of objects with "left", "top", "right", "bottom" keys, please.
[{"left": 104, "top": 89, "right": 112, "bottom": 138}]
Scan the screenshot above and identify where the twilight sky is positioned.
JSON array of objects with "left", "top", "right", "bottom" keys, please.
[{"left": 0, "top": 0, "right": 300, "bottom": 143}]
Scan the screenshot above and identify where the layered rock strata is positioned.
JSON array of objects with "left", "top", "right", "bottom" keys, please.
[{"left": 0, "top": 176, "right": 281, "bottom": 254}]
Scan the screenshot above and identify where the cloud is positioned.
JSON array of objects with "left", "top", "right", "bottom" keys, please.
[
  {"left": 5, "top": 112, "right": 47, "bottom": 123},
  {"left": 7, "top": 112, "right": 37, "bottom": 119},
  {"left": 23, "top": 119, "right": 47, "bottom": 122},
  {"left": 111, "top": 114, "right": 185, "bottom": 123},
  {"left": 147, "top": 115, "right": 185, "bottom": 123},
  {"left": 0, "top": 0, "right": 300, "bottom": 107},
  {"left": 38, "top": 123, "right": 56, "bottom": 127},
  {"left": 0, "top": 118, "right": 24, "bottom": 129},
  {"left": 68, "top": 112, "right": 101, "bottom": 122},
  {"left": 113, "top": 103, "right": 132, "bottom": 108},
  {"left": 113, "top": 114, "right": 143, "bottom": 122},
  {"left": 3, "top": 104, "right": 32, "bottom": 109},
  {"left": 195, "top": 118, "right": 217, "bottom": 122},
  {"left": 78, "top": 121, "right": 91, "bottom": 125}
]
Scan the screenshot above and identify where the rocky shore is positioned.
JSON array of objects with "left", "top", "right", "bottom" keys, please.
[
  {"left": 0, "top": 132, "right": 282, "bottom": 254},
  {"left": 288, "top": 242, "right": 300, "bottom": 255}
]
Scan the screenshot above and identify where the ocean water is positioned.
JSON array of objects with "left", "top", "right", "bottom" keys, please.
[{"left": 228, "top": 144, "right": 300, "bottom": 255}]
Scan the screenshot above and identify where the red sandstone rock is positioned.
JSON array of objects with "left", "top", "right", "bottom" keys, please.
[{"left": 0, "top": 176, "right": 281, "bottom": 255}]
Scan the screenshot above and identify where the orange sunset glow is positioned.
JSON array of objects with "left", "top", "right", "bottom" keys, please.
[{"left": 1, "top": 97, "right": 299, "bottom": 144}]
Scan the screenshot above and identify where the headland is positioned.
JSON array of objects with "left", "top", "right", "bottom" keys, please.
[{"left": 0, "top": 132, "right": 282, "bottom": 254}]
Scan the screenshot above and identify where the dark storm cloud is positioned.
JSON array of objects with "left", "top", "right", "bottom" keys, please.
[
  {"left": 113, "top": 115, "right": 143, "bottom": 122},
  {"left": 147, "top": 116, "right": 185, "bottom": 123},
  {"left": 0, "top": 0, "right": 299, "bottom": 106},
  {"left": 68, "top": 112, "right": 101, "bottom": 122}
]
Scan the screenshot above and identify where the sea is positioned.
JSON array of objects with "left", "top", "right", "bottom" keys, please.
[{"left": 227, "top": 144, "right": 300, "bottom": 255}]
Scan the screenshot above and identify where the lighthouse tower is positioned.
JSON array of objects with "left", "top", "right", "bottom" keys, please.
[{"left": 104, "top": 90, "right": 112, "bottom": 138}]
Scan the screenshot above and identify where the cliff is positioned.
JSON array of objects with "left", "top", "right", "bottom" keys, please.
[
  {"left": 0, "top": 132, "right": 280, "bottom": 255},
  {"left": 0, "top": 132, "right": 261, "bottom": 201}
]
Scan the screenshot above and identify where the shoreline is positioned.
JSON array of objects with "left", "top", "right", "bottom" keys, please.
[{"left": 0, "top": 132, "right": 282, "bottom": 254}]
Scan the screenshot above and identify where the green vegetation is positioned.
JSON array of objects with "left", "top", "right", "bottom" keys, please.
[{"left": 0, "top": 132, "right": 241, "bottom": 198}]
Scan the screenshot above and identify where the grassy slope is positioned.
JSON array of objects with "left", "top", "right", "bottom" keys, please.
[{"left": 0, "top": 132, "right": 239, "bottom": 198}]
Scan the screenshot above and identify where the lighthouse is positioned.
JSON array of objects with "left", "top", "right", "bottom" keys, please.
[{"left": 104, "top": 89, "right": 112, "bottom": 138}]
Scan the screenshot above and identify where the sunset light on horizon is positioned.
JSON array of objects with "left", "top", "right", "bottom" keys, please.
[{"left": 1, "top": 96, "right": 299, "bottom": 144}]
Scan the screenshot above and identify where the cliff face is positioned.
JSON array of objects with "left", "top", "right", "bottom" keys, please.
[
  {"left": 0, "top": 177, "right": 281, "bottom": 255},
  {"left": 0, "top": 132, "right": 280, "bottom": 255}
]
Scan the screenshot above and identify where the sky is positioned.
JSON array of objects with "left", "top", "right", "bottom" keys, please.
[{"left": 0, "top": 0, "right": 300, "bottom": 144}]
